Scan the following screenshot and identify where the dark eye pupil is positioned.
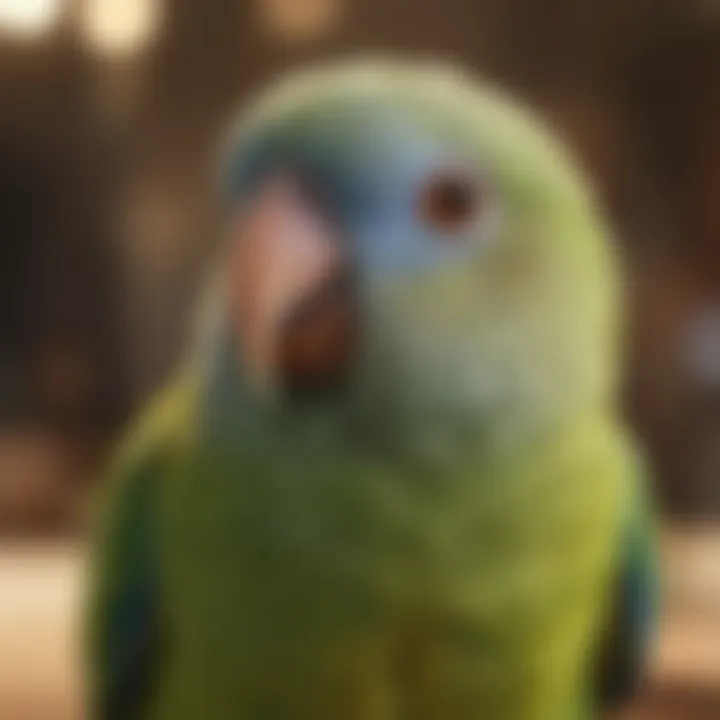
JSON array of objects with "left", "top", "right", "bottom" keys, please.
[{"left": 421, "top": 173, "right": 479, "bottom": 232}]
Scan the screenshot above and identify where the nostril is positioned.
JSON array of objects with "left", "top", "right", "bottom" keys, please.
[{"left": 285, "top": 168, "right": 331, "bottom": 217}]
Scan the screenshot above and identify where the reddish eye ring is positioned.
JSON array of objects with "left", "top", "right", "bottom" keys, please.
[{"left": 419, "top": 170, "right": 482, "bottom": 235}]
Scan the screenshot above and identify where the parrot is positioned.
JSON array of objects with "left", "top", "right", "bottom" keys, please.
[{"left": 87, "top": 59, "right": 659, "bottom": 720}]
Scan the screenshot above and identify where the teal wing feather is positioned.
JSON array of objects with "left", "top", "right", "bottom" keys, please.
[
  {"left": 87, "top": 438, "right": 164, "bottom": 720},
  {"left": 596, "top": 470, "right": 659, "bottom": 711}
]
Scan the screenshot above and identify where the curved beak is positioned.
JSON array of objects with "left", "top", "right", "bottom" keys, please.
[{"left": 229, "top": 177, "right": 355, "bottom": 392}]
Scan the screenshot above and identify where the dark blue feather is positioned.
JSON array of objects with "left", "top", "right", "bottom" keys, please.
[
  {"left": 597, "top": 486, "right": 659, "bottom": 710},
  {"left": 90, "top": 451, "right": 162, "bottom": 720}
]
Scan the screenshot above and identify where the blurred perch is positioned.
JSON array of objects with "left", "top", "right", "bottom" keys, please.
[
  {"left": 0, "top": 530, "right": 718, "bottom": 719},
  {"left": 613, "top": 528, "right": 720, "bottom": 719},
  {"left": 0, "top": 546, "right": 84, "bottom": 720}
]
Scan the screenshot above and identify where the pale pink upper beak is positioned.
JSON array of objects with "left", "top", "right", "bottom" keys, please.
[{"left": 229, "top": 177, "right": 346, "bottom": 382}]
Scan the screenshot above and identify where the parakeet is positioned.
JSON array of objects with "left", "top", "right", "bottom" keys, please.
[{"left": 88, "top": 60, "right": 658, "bottom": 720}]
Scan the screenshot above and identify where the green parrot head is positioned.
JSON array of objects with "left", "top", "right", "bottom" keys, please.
[{"left": 205, "top": 60, "right": 620, "bottom": 442}]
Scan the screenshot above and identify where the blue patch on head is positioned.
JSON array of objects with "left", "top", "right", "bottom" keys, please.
[{"left": 224, "top": 104, "right": 501, "bottom": 279}]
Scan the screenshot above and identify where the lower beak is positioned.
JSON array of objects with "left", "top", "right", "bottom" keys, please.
[{"left": 229, "top": 177, "right": 355, "bottom": 390}]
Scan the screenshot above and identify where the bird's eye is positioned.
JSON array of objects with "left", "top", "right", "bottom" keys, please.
[{"left": 419, "top": 171, "right": 481, "bottom": 235}]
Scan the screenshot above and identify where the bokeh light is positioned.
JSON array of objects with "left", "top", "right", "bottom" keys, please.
[
  {"left": 0, "top": 0, "right": 64, "bottom": 38},
  {"left": 257, "top": 0, "right": 343, "bottom": 43},
  {"left": 80, "top": 0, "right": 163, "bottom": 58}
]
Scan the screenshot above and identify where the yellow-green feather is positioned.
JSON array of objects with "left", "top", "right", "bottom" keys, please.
[{"left": 113, "top": 383, "right": 635, "bottom": 720}]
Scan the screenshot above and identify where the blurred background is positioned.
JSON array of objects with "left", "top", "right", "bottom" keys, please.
[{"left": 0, "top": 0, "right": 718, "bottom": 718}]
